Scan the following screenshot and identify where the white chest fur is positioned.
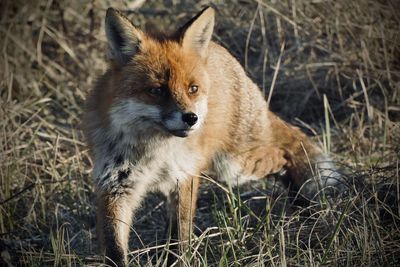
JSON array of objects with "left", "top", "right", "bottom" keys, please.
[{"left": 93, "top": 133, "right": 201, "bottom": 196}]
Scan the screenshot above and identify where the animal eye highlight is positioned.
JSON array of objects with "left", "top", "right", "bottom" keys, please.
[{"left": 189, "top": 85, "right": 198, "bottom": 94}]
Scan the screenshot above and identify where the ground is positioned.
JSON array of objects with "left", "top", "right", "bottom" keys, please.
[{"left": 0, "top": 0, "right": 399, "bottom": 266}]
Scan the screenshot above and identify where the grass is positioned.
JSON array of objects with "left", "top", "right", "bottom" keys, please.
[{"left": 1, "top": 0, "right": 399, "bottom": 266}]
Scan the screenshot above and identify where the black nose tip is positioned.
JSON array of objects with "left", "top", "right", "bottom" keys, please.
[{"left": 182, "top": 112, "right": 198, "bottom": 126}]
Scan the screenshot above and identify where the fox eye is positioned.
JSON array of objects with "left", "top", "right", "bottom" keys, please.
[
  {"left": 189, "top": 85, "right": 199, "bottom": 94},
  {"left": 148, "top": 87, "right": 164, "bottom": 97}
]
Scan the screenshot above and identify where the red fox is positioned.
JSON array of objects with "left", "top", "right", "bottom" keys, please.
[{"left": 83, "top": 7, "right": 340, "bottom": 266}]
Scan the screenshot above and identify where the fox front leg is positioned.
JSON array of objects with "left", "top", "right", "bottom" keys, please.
[
  {"left": 166, "top": 176, "right": 200, "bottom": 264},
  {"left": 96, "top": 188, "right": 144, "bottom": 267}
]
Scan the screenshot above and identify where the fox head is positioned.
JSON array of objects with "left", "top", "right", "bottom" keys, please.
[{"left": 104, "top": 7, "right": 215, "bottom": 138}]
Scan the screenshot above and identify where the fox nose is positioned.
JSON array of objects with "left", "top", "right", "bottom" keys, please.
[{"left": 182, "top": 112, "right": 198, "bottom": 126}]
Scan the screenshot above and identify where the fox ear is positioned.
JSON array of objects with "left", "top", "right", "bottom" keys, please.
[
  {"left": 180, "top": 7, "right": 215, "bottom": 58},
  {"left": 105, "top": 8, "right": 143, "bottom": 64}
]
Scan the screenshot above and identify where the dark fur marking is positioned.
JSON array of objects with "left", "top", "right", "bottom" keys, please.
[
  {"left": 102, "top": 216, "right": 126, "bottom": 266},
  {"left": 121, "top": 181, "right": 135, "bottom": 190},
  {"left": 118, "top": 169, "right": 131, "bottom": 182},
  {"left": 115, "top": 154, "right": 124, "bottom": 166},
  {"left": 110, "top": 26, "right": 126, "bottom": 49},
  {"left": 197, "top": 23, "right": 211, "bottom": 45},
  {"left": 158, "top": 166, "right": 169, "bottom": 178}
]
